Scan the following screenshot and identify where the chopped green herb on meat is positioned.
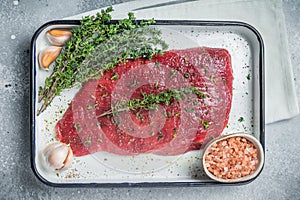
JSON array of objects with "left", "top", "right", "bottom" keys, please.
[
  {"left": 157, "top": 131, "right": 164, "bottom": 140},
  {"left": 184, "top": 73, "right": 190, "bottom": 78},
  {"left": 222, "top": 77, "right": 226, "bottom": 86},
  {"left": 111, "top": 73, "right": 119, "bottom": 80},
  {"left": 201, "top": 120, "right": 209, "bottom": 129}
]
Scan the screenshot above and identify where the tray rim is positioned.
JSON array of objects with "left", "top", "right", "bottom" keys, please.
[{"left": 30, "top": 19, "right": 265, "bottom": 187}]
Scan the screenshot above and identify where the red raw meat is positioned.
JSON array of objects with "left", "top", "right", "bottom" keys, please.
[{"left": 56, "top": 47, "right": 233, "bottom": 156}]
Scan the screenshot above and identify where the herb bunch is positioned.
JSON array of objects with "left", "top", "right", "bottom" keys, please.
[
  {"left": 77, "top": 26, "right": 168, "bottom": 83},
  {"left": 38, "top": 7, "right": 168, "bottom": 115},
  {"left": 98, "top": 87, "right": 206, "bottom": 117}
]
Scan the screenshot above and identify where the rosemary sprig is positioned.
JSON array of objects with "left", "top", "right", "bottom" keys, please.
[
  {"left": 98, "top": 87, "right": 206, "bottom": 117},
  {"left": 37, "top": 7, "right": 167, "bottom": 115}
]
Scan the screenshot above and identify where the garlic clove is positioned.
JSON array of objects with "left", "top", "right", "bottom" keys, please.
[
  {"left": 60, "top": 145, "right": 73, "bottom": 170},
  {"left": 38, "top": 46, "right": 62, "bottom": 71},
  {"left": 47, "top": 144, "right": 69, "bottom": 170},
  {"left": 43, "top": 142, "right": 61, "bottom": 156},
  {"left": 47, "top": 29, "right": 72, "bottom": 46},
  {"left": 43, "top": 142, "right": 74, "bottom": 171}
]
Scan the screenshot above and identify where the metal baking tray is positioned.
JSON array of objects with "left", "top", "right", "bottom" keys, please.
[{"left": 30, "top": 20, "right": 265, "bottom": 187}]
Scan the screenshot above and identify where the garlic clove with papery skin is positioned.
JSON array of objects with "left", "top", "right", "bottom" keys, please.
[
  {"left": 60, "top": 145, "right": 73, "bottom": 170},
  {"left": 47, "top": 29, "right": 72, "bottom": 46},
  {"left": 43, "top": 142, "right": 61, "bottom": 156},
  {"left": 43, "top": 142, "right": 73, "bottom": 171},
  {"left": 38, "top": 46, "right": 62, "bottom": 71}
]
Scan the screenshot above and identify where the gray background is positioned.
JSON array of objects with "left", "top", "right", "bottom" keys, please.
[{"left": 0, "top": 0, "right": 299, "bottom": 199}]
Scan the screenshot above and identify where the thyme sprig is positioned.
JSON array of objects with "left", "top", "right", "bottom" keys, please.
[
  {"left": 77, "top": 26, "right": 168, "bottom": 82},
  {"left": 98, "top": 87, "right": 206, "bottom": 117},
  {"left": 38, "top": 7, "right": 167, "bottom": 115}
]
